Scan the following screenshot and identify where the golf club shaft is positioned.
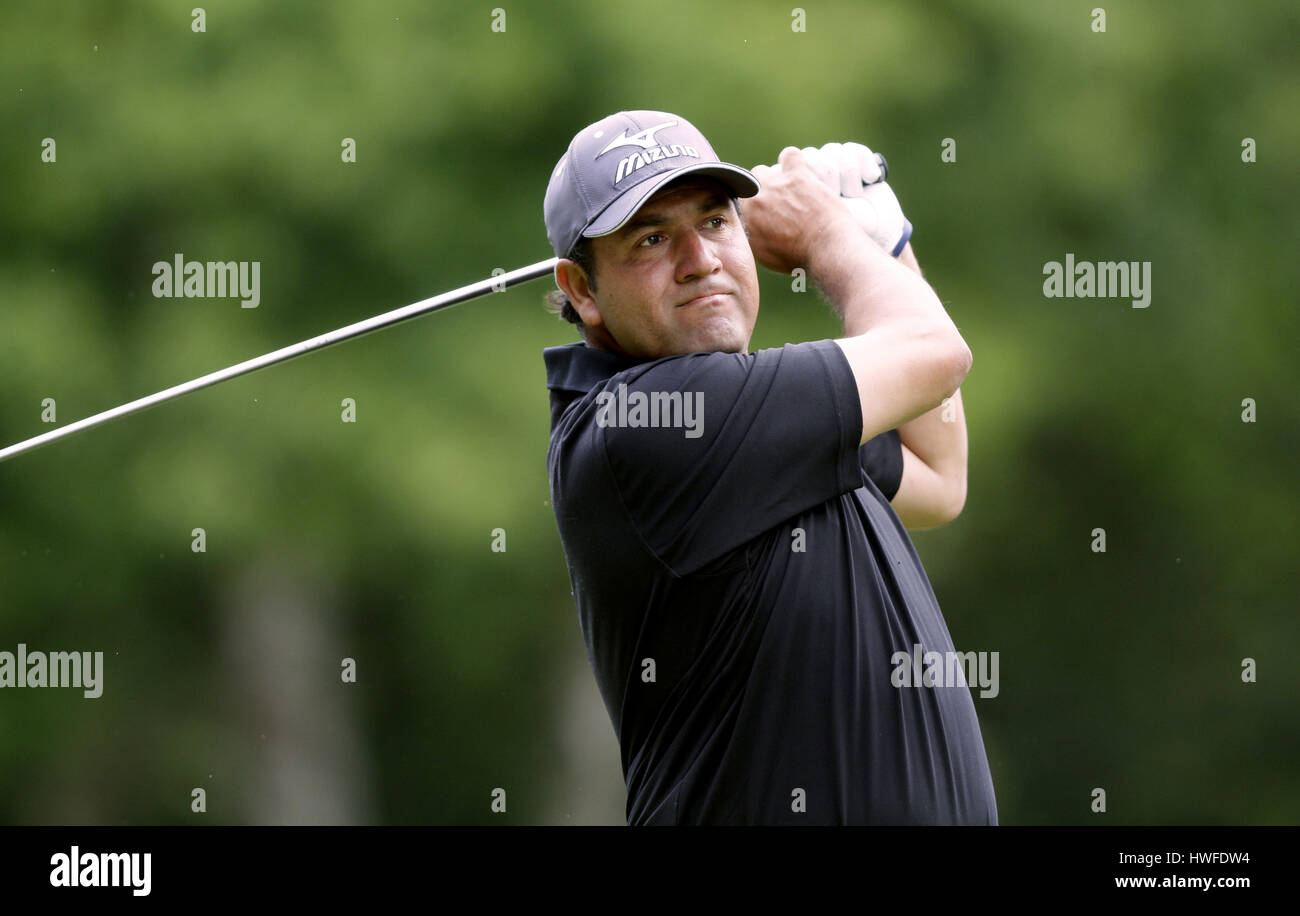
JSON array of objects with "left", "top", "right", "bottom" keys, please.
[{"left": 0, "top": 257, "right": 559, "bottom": 464}]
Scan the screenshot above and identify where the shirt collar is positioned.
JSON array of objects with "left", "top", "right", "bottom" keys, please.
[{"left": 544, "top": 342, "right": 647, "bottom": 395}]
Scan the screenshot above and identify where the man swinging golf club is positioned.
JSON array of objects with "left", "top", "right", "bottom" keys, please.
[{"left": 541, "top": 110, "right": 997, "bottom": 825}]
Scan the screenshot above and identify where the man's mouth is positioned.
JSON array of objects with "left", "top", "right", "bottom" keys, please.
[{"left": 678, "top": 292, "right": 730, "bottom": 308}]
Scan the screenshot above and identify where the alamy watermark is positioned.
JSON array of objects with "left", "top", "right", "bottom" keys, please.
[
  {"left": 152, "top": 253, "right": 260, "bottom": 308},
  {"left": 891, "top": 643, "right": 999, "bottom": 698},
  {"left": 1043, "top": 253, "right": 1151, "bottom": 308},
  {"left": 0, "top": 644, "right": 103, "bottom": 698},
  {"left": 595, "top": 383, "right": 703, "bottom": 439},
  {"left": 50, "top": 846, "right": 150, "bottom": 896}
]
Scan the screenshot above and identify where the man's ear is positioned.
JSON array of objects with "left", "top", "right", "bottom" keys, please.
[{"left": 555, "top": 258, "right": 604, "bottom": 330}]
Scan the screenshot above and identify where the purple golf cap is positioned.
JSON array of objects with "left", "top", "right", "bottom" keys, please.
[{"left": 544, "top": 110, "right": 761, "bottom": 260}]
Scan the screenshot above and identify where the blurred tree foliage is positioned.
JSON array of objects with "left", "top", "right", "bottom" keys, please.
[{"left": 0, "top": 0, "right": 1296, "bottom": 824}]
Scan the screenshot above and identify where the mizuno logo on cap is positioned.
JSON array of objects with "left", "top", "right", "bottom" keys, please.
[
  {"left": 597, "top": 120, "right": 678, "bottom": 156},
  {"left": 611, "top": 143, "right": 700, "bottom": 183}
]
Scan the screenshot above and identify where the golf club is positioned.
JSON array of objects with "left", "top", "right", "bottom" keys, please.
[{"left": 0, "top": 257, "right": 559, "bottom": 464}]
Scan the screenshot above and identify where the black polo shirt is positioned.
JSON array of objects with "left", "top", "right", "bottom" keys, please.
[{"left": 544, "top": 338, "right": 998, "bottom": 825}]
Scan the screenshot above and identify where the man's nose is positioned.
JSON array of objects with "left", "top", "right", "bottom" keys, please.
[{"left": 675, "top": 228, "right": 722, "bottom": 282}]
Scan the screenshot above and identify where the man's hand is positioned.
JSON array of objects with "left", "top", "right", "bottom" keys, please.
[
  {"left": 763, "top": 142, "right": 912, "bottom": 257},
  {"left": 746, "top": 147, "right": 861, "bottom": 275}
]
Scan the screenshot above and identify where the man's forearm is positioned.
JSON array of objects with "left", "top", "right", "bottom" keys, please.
[
  {"left": 807, "top": 225, "right": 965, "bottom": 343},
  {"left": 893, "top": 243, "right": 969, "bottom": 509}
]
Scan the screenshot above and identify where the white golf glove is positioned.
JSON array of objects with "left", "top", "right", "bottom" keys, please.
[{"left": 778, "top": 141, "right": 912, "bottom": 257}]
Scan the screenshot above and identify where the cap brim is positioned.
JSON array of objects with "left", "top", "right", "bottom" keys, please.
[{"left": 582, "top": 163, "right": 761, "bottom": 240}]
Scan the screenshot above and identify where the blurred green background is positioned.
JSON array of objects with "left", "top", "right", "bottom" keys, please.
[{"left": 1, "top": 0, "right": 1296, "bottom": 825}]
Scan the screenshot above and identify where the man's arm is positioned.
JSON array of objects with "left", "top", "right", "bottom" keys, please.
[
  {"left": 748, "top": 143, "right": 969, "bottom": 529},
  {"left": 890, "top": 243, "right": 968, "bottom": 529},
  {"left": 746, "top": 147, "right": 971, "bottom": 453}
]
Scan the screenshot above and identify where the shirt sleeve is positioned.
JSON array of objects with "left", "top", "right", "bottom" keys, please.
[
  {"left": 595, "top": 338, "right": 865, "bottom": 576},
  {"left": 859, "top": 429, "right": 904, "bottom": 501}
]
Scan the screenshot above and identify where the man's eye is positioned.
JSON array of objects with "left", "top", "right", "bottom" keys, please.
[
  {"left": 638, "top": 233, "right": 665, "bottom": 248},
  {"left": 706, "top": 216, "right": 726, "bottom": 228}
]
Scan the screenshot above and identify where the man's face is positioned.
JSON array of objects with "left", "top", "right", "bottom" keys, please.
[{"left": 561, "top": 177, "right": 761, "bottom": 358}]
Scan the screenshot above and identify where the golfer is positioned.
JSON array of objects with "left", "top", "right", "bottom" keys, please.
[{"left": 541, "top": 110, "right": 997, "bottom": 825}]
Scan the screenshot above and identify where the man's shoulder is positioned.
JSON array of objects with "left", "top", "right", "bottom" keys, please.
[
  {"left": 545, "top": 338, "right": 841, "bottom": 387},
  {"left": 619, "top": 341, "right": 852, "bottom": 407},
  {"left": 598, "top": 340, "right": 842, "bottom": 389},
  {"left": 546, "top": 339, "right": 849, "bottom": 450}
]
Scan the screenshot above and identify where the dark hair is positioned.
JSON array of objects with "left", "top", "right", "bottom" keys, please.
[{"left": 543, "top": 236, "right": 597, "bottom": 335}]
